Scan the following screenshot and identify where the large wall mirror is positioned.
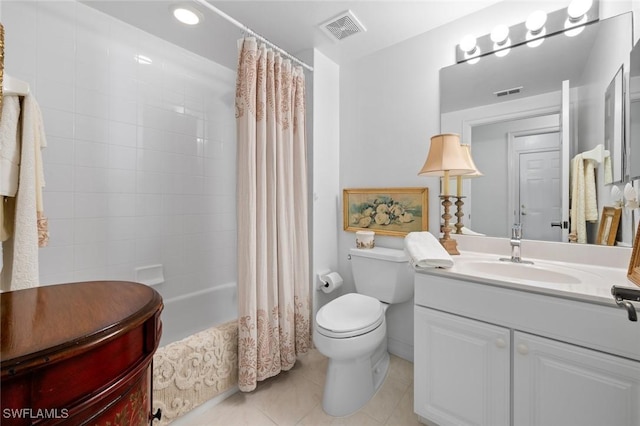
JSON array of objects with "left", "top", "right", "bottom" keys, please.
[{"left": 441, "top": 11, "right": 633, "bottom": 245}]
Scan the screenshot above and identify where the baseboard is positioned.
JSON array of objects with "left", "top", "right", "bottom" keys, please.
[
  {"left": 169, "top": 385, "right": 239, "bottom": 425},
  {"left": 388, "top": 337, "right": 413, "bottom": 362}
]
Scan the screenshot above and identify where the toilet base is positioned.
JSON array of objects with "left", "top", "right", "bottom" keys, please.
[{"left": 321, "top": 338, "right": 390, "bottom": 417}]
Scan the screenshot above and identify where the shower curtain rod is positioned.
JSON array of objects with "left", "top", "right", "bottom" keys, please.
[{"left": 192, "top": 0, "right": 314, "bottom": 72}]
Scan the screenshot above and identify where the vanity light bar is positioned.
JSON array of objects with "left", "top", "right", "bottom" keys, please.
[{"left": 456, "top": 3, "right": 599, "bottom": 64}]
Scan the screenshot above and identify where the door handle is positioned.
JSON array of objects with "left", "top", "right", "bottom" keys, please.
[{"left": 551, "top": 222, "right": 562, "bottom": 228}]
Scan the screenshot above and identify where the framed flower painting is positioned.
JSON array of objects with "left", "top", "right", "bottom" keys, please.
[{"left": 343, "top": 187, "right": 428, "bottom": 237}]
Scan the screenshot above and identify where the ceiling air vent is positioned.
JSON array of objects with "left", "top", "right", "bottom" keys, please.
[
  {"left": 494, "top": 86, "right": 523, "bottom": 97},
  {"left": 319, "top": 10, "right": 366, "bottom": 42}
]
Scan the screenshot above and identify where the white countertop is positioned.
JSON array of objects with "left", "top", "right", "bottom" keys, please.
[{"left": 415, "top": 249, "right": 637, "bottom": 306}]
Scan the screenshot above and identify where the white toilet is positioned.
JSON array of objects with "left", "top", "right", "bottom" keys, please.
[{"left": 313, "top": 246, "right": 414, "bottom": 417}]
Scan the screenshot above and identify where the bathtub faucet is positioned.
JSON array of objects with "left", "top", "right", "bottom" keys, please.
[{"left": 500, "top": 223, "right": 533, "bottom": 264}]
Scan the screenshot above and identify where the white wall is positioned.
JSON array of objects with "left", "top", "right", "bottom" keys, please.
[
  {"left": 2, "top": 1, "right": 237, "bottom": 302},
  {"left": 304, "top": 48, "right": 342, "bottom": 319}
]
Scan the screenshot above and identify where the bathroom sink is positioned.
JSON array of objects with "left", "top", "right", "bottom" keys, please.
[{"left": 460, "top": 260, "right": 592, "bottom": 285}]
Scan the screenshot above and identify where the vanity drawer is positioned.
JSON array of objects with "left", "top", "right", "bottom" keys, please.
[{"left": 415, "top": 273, "right": 640, "bottom": 361}]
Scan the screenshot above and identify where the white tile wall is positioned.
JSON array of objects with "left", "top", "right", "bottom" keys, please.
[{"left": 3, "top": 1, "right": 237, "bottom": 300}]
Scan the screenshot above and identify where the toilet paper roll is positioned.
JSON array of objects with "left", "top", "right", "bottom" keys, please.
[{"left": 319, "top": 271, "right": 343, "bottom": 293}]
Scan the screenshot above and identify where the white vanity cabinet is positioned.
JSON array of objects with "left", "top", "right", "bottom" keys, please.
[
  {"left": 513, "top": 332, "right": 640, "bottom": 426},
  {"left": 414, "top": 307, "right": 510, "bottom": 426},
  {"left": 414, "top": 272, "right": 640, "bottom": 426}
]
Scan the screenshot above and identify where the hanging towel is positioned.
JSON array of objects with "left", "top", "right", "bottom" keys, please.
[
  {"left": 569, "top": 153, "right": 598, "bottom": 244},
  {"left": 569, "top": 154, "right": 586, "bottom": 243},
  {"left": 0, "top": 95, "right": 21, "bottom": 197},
  {"left": 404, "top": 231, "right": 454, "bottom": 269},
  {"left": 1, "top": 94, "right": 47, "bottom": 291},
  {"left": 603, "top": 153, "right": 613, "bottom": 184},
  {"left": 584, "top": 159, "right": 598, "bottom": 222}
]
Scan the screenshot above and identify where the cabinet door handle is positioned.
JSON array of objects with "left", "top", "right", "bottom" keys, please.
[
  {"left": 495, "top": 338, "right": 507, "bottom": 348},
  {"left": 517, "top": 343, "right": 529, "bottom": 355}
]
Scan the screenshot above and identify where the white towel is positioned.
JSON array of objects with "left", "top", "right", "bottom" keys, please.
[
  {"left": 603, "top": 154, "right": 613, "bottom": 185},
  {"left": 1, "top": 94, "right": 47, "bottom": 291},
  {"left": 404, "top": 231, "right": 454, "bottom": 269},
  {"left": 569, "top": 154, "right": 586, "bottom": 243},
  {"left": 0, "top": 95, "right": 21, "bottom": 197},
  {"left": 584, "top": 159, "right": 598, "bottom": 221},
  {"left": 569, "top": 153, "right": 599, "bottom": 244},
  {"left": 460, "top": 226, "right": 485, "bottom": 236}
]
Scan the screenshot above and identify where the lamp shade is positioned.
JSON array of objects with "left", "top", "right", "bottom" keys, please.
[
  {"left": 418, "top": 134, "right": 475, "bottom": 177},
  {"left": 460, "top": 144, "right": 483, "bottom": 178}
]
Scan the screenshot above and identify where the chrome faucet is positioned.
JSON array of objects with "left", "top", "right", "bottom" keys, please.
[{"left": 500, "top": 224, "right": 533, "bottom": 264}]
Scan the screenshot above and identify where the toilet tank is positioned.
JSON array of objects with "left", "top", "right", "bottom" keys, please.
[{"left": 349, "top": 247, "right": 414, "bottom": 304}]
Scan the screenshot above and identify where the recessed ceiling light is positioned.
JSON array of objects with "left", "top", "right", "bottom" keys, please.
[{"left": 171, "top": 5, "right": 202, "bottom": 25}]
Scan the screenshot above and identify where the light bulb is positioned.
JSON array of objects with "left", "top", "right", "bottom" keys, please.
[
  {"left": 467, "top": 55, "right": 481, "bottom": 65},
  {"left": 526, "top": 29, "right": 546, "bottom": 48},
  {"left": 568, "top": 0, "right": 593, "bottom": 21},
  {"left": 490, "top": 25, "right": 509, "bottom": 45},
  {"left": 526, "top": 10, "right": 547, "bottom": 34},
  {"left": 564, "top": 16, "right": 586, "bottom": 37},
  {"left": 495, "top": 47, "right": 510, "bottom": 57},
  {"left": 460, "top": 34, "right": 477, "bottom": 53}
]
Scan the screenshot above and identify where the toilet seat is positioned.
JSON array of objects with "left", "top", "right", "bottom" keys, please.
[{"left": 315, "top": 293, "right": 385, "bottom": 338}]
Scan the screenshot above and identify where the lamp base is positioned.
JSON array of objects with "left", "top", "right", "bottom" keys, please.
[
  {"left": 454, "top": 196, "right": 465, "bottom": 234},
  {"left": 439, "top": 237, "right": 460, "bottom": 255},
  {"left": 439, "top": 195, "right": 460, "bottom": 255}
]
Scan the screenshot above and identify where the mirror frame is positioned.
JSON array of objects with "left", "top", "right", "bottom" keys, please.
[{"left": 628, "top": 223, "right": 640, "bottom": 287}]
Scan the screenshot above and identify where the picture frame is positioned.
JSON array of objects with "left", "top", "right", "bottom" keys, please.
[
  {"left": 343, "top": 187, "right": 428, "bottom": 237},
  {"left": 628, "top": 223, "right": 640, "bottom": 287},
  {"left": 604, "top": 65, "right": 624, "bottom": 183},
  {"left": 596, "top": 206, "right": 622, "bottom": 246}
]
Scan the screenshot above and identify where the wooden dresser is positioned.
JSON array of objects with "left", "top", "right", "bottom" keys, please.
[{"left": 1, "top": 281, "right": 163, "bottom": 425}]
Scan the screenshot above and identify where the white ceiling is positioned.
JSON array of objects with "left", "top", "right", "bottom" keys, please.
[{"left": 83, "top": 0, "right": 505, "bottom": 70}]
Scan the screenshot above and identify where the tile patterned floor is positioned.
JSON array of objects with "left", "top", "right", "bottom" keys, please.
[{"left": 173, "top": 349, "right": 423, "bottom": 425}]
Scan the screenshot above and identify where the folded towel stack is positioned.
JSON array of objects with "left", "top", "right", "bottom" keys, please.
[{"left": 404, "top": 231, "right": 454, "bottom": 269}]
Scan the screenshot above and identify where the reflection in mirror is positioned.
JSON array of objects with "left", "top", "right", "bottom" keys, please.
[
  {"left": 596, "top": 206, "right": 621, "bottom": 246},
  {"left": 604, "top": 65, "right": 624, "bottom": 184},
  {"left": 629, "top": 40, "right": 640, "bottom": 181},
  {"left": 441, "top": 12, "right": 633, "bottom": 245}
]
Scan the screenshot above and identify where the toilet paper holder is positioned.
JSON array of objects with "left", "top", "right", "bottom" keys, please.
[{"left": 317, "top": 270, "right": 344, "bottom": 292}]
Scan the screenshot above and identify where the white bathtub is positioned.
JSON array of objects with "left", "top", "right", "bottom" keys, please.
[
  {"left": 153, "top": 282, "right": 239, "bottom": 424},
  {"left": 159, "top": 282, "right": 237, "bottom": 347}
]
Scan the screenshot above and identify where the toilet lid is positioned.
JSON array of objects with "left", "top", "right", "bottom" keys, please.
[{"left": 316, "top": 293, "right": 384, "bottom": 337}]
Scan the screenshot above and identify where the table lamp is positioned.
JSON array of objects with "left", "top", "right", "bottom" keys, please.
[{"left": 418, "top": 134, "right": 474, "bottom": 254}]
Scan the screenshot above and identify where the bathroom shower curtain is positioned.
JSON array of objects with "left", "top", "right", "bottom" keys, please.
[{"left": 235, "top": 37, "right": 310, "bottom": 392}]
